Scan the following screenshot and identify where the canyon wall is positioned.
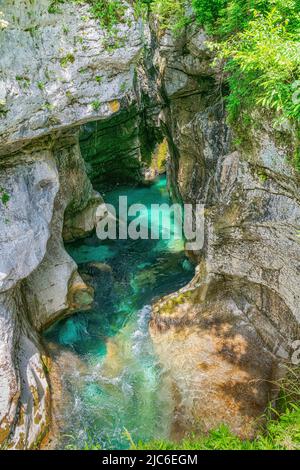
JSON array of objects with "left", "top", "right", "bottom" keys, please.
[
  {"left": 1, "top": 1, "right": 300, "bottom": 448},
  {"left": 0, "top": 0, "right": 147, "bottom": 448},
  {"left": 150, "top": 21, "right": 300, "bottom": 438}
]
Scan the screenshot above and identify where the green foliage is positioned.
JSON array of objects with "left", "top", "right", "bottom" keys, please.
[
  {"left": 47, "top": 1, "right": 298, "bottom": 160},
  {"left": 192, "top": 0, "right": 226, "bottom": 32},
  {"left": 37, "top": 81, "right": 45, "bottom": 90},
  {"left": 192, "top": 0, "right": 289, "bottom": 35},
  {"left": 63, "top": 24, "right": 70, "bottom": 34},
  {"left": 49, "top": 0, "right": 126, "bottom": 30},
  {"left": 151, "top": 139, "right": 168, "bottom": 173},
  {"left": 70, "top": 0, "right": 126, "bottom": 31},
  {"left": 134, "top": 407, "right": 300, "bottom": 450},
  {"left": 294, "top": 146, "right": 300, "bottom": 171},
  {"left": 42, "top": 101, "right": 54, "bottom": 111},
  {"left": 0, "top": 188, "right": 10, "bottom": 206},
  {"left": 65, "top": 435, "right": 102, "bottom": 450},
  {"left": 60, "top": 53, "right": 75, "bottom": 67},
  {"left": 66, "top": 403, "right": 300, "bottom": 450},
  {"left": 16, "top": 75, "right": 31, "bottom": 88},
  {"left": 150, "top": 0, "right": 188, "bottom": 31},
  {"left": 192, "top": 1, "right": 300, "bottom": 127},
  {"left": 137, "top": 1, "right": 300, "bottom": 132},
  {"left": 120, "top": 81, "right": 127, "bottom": 92},
  {"left": 48, "top": 0, "right": 65, "bottom": 14},
  {"left": 84, "top": 0, "right": 126, "bottom": 30}
]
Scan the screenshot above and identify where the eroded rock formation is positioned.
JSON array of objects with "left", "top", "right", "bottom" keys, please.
[
  {"left": 0, "top": 0, "right": 147, "bottom": 448},
  {"left": 149, "top": 21, "right": 300, "bottom": 437},
  {"left": 0, "top": 1, "right": 300, "bottom": 448}
]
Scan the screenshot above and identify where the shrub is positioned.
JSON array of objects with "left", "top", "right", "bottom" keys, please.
[{"left": 192, "top": 1, "right": 300, "bottom": 126}]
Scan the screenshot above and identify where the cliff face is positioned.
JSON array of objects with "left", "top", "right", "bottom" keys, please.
[
  {"left": 150, "top": 22, "right": 300, "bottom": 437},
  {"left": 1, "top": 2, "right": 300, "bottom": 449},
  {"left": 0, "top": 0, "right": 148, "bottom": 448}
]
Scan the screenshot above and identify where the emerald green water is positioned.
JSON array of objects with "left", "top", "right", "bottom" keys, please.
[{"left": 45, "top": 176, "right": 194, "bottom": 449}]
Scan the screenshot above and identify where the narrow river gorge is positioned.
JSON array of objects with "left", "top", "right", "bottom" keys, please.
[
  {"left": 45, "top": 176, "right": 194, "bottom": 449},
  {"left": 0, "top": 1, "right": 300, "bottom": 451}
]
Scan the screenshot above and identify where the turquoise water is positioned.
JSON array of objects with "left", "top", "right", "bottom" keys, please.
[{"left": 45, "top": 176, "right": 194, "bottom": 449}]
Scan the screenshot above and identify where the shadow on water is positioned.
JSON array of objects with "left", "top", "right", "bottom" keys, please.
[{"left": 44, "top": 176, "right": 194, "bottom": 449}]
